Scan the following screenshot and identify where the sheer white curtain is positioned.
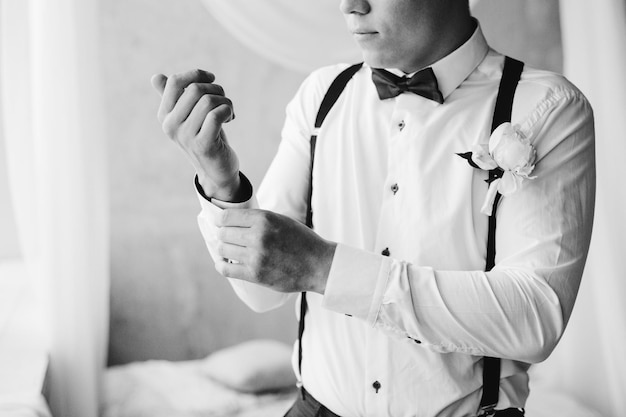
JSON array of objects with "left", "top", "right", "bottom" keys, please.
[
  {"left": 528, "top": 2, "right": 626, "bottom": 416},
  {"left": 200, "top": 1, "right": 624, "bottom": 415},
  {"left": 0, "top": 0, "right": 109, "bottom": 416}
]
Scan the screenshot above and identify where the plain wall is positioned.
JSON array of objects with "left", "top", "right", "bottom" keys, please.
[
  {"left": 103, "top": 0, "right": 306, "bottom": 365},
  {"left": 103, "top": 0, "right": 562, "bottom": 365}
]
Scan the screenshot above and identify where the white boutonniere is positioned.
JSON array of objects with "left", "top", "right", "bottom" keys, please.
[{"left": 457, "top": 122, "right": 537, "bottom": 216}]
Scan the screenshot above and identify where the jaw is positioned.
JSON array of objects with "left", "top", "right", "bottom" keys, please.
[{"left": 360, "top": 47, "right": 423, "bottom": 73}]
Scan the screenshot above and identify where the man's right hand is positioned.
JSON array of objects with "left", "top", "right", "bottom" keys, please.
[{"left": 151, "top": 69, "right": 243, "bottom": 202}]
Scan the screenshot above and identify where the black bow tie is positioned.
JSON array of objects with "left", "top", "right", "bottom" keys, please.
[{"left": 371, "top": 67, "right": 444, "bottom": 103}]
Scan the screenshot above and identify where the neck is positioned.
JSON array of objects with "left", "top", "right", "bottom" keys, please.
[{"left": 401, "top": 15, "right": 476, "bottom": 73}]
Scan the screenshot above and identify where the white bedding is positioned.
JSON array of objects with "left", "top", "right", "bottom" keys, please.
[
  {"left": 101, "top": 360, "right": 296, "bottom": 417},
  {"left": 101, "top": 358, "right": 604, "bottom": 417}
]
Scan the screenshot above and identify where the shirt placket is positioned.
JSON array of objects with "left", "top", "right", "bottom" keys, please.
[
  {"left": 366, "top": 98, "right": 412, "bottom": 416},
  {"left": 364, "top": 326, "right": 386, "bottom": 415},
  {"left": 376, "top": 103, "right": 409, "bottom": 260},
  {"left": 371, "top": 94, "right": 436, "bottom": 415}
]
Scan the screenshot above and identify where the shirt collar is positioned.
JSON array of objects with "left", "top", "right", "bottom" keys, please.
[{"left": 383, "top": 22, "right": 489, "bottom": 101}]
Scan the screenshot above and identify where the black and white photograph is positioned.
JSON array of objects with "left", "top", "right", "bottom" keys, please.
[{"left": 0, "top": 0, "right": 624, "bottom": 416}]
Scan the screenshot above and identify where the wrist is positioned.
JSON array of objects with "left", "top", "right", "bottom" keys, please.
[
  {"left": 198, "top": 172, "right": 240, "bottom": 200},
  {"left": 311, "top": 240, "right": 337, "bottom": 295},
  {"left": 195, "top": 172, "right": 252, "bottom": 203}
]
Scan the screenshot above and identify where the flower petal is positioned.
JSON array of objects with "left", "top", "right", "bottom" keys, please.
[
  {"left": 489, "top": 123, "right": 538, "bottom": 175},
  {"left": 471, "top": 144, "right": 498, "bottom": 170},
  {"left": 497, "top": 171, "right": 523, "bottom": 195},
  {"left": 481, "top": 179, "right": 501, "bottom": 216},
  {"left": 488, "top": 122, "right": 513, "bottom": 154}
]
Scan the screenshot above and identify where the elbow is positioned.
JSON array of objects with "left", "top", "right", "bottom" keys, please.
[
  {"left": 523, "top": 339, "right": 558, "bottom": 364},
  {"left": 514, "top": 307, "right": 565, "bottom": 364},
  {"left": 498, "top": 271, "right": 573, "bottom": 363}
]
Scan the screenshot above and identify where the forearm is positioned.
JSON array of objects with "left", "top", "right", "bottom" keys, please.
[{"left": 322, "top": 244, "right": 571, "bottom": 363}]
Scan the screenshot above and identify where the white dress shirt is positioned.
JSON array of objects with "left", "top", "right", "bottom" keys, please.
[{"left": 196, "top": 26, "right": 595, "bottom": 417}]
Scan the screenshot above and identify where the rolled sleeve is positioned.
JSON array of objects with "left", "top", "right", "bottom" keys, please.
[{"left": 322, "top": 244, "right": 391, "bottom": 324}]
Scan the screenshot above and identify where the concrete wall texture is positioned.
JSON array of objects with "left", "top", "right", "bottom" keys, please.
[{"left": 101, "top": 0, "right": 562, "bottom": 365}]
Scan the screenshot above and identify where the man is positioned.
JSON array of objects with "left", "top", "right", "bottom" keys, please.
[{"left": 152, "top": 0, "right": 595, "bottom": 416}]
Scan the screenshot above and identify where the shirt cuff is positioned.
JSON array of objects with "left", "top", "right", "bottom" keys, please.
[
  {"left": 194, "top": 172, "right": 255, "bottom": 212},
  {"left": 194, "top": 171, "right": 254, "bottom": 206},
  {"left": 321, "top": 244, "right": 392, "bottom": 325}
]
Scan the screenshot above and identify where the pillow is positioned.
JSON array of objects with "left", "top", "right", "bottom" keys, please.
[{"left": 200, "top": 339, "right": 297, "bottom": 393}]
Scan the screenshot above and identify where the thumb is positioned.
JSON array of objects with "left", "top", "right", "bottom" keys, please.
[{"left": 150, "top": 73, "right": 167, "bottom": 96}]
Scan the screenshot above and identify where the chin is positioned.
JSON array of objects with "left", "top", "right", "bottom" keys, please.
[{"left": 361, "top": 51, "right": 400, "bottom": 70}]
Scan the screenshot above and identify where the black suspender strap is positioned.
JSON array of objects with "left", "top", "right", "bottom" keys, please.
[
  {"left": 313, "top": 63, "right": 366, "bottom": 133},
  {"left": 479, "top": 56, "right": 524, "bottom": 417},
  {"left": 305, "top": 62, "right": 364, "bottom": 229},
  {"left": 491, "top": 57, "right": 525, "bottom": 133},
  {"left": 299, "top": 63, "right": 364, "bottom": 386},
  {"left": 486, "top": 56, "right": 524, "bottom": 271}
]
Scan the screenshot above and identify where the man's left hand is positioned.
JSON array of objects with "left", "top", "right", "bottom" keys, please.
[{"left": 214, "top": 209, "right": 336, "bottom": 294}]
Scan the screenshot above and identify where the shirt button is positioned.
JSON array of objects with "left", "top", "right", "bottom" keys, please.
[
  {"left": 398, "top": 120, "right": 405, "bottom": 131},
  {"left": 391, "top": 183, "right": 399, "bottom": 194},
  {"left": 381, "top": 248, "right": 390, "bottom": 256},
  {"left": 373, "top": 380, "right": 381, "bottom": 393}
]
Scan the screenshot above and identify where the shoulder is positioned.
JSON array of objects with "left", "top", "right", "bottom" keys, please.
[
  {"left": 516, "top": 64, "right": 593, "bottom": 131},
  {"left": 473, "top": 50, "right": 594, "bottom": 158},
  {"left": 514, "top": 66, "right": 594, "bottom": 159},
  {"left": 476, "top": 51, "right": 592, "bottom": 117},
  {"left": 481, "top": 51, "right": 593, "bottom": 141},
  {"left": 285, "top": 63, "right": 365, "bottom": 126},
  {"left": 296, "top": 63, "right": 364, "bottom": 103},
  {"left": 507, "top": 58, "right": 595, "bottom": 164}
]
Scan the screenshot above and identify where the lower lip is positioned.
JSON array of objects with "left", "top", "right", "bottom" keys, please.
[{"left": 353, "top": 32, "right": 378, "bottom": 40}]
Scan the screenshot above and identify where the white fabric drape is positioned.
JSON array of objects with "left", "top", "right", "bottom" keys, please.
[
  {"left": 199, "top": 0, "right": 362, "bottom": 73},
  {"left": 527, "top": 2, "right": 626, "bottom": 416},
  {"left": 0, "top": 0, "right": 109, "bottom": 416}
]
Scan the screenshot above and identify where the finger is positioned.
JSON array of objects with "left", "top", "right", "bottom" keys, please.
[
  {"left": 217, "top": 225, "right": 253, "bottom": 247},
  {"left": 183, "top": 82, "right": 225, "bottom": 98},
  {"left": 158, "top": 69, "right": 216, "bottom": 121},
  {"left": 197, "top": 103, "right": 235, "bottom": 139},
  {"left": 216, "top": 241, "right": 249, "bottom": 263},
  {"left": 184, "top": 96, "right": 234, "bottom": 137},
  {"left": 151, "top": 73, "right": 167, "bottom": 96},
  {"left": 215, "top": 259, "right": 249, "bottom": 280},
  {"left": 165, "top": 83, "right": 228, "bottom": 129},
  {"left": 217, "top": 209, "right": 263, "bottom": 228}
]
